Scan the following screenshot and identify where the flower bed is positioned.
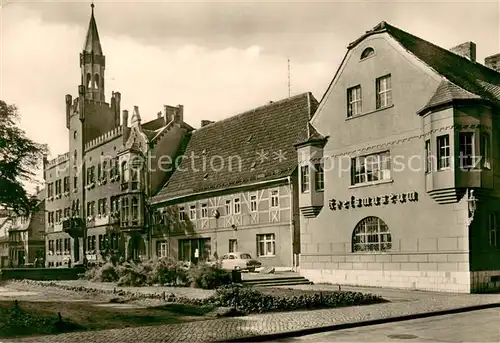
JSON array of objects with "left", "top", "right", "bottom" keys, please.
[{"left": 19, "top": 280, "right": 386, "bottom": 315}]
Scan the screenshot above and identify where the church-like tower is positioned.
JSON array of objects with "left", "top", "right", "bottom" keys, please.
[{"left": 80, "top": 3, "right": 105, "bottom": 102}]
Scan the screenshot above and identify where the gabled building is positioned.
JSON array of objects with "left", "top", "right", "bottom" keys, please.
[
  {"left": 296, "top": 21, "right": 500, "bottom": 293},
  {"left": 151, "top": 93, "right": 318, "bottom": 269},
  {"left": 43, "top": 4, "right": 192, "bottom": 267},
  {"left": 8, "top": 188, "right": 46, "bottom": 267}
]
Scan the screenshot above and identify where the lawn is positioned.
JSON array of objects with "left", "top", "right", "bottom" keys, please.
[{"left": 0, "top": 299, "right": 215, "bottom": 338}]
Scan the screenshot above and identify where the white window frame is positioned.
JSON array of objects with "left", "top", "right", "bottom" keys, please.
[
  {"left": 250, "top": 195, "right": 257, "bottom": 212},
  {"left": 229, "top": 239, "right": 238, "bottom": 253},
  {"left": 314, "top": 163, "right": 324, "bottom": 191},
  {"left": 459, "top": 132, "right": 474, "bottom": 169},
  {"left": 158, "top": 241, "right": 168, "bottom": 258},
  {"left": 425, "top": 139, "right": 431, "bottom": 173},
  {"left": 201, "top": 203, "right": 208, "bottom": 218},
  {"left": 270, "top": 190, "right": 279, "bottom": 208},
  {"left": 347, "top": 85, "right": 362, "bottom": 117},
  {"left": 376, "top": 74, "right": 392, "bottom": 109},
  {"left": 257, "top": 233, "right": 276, "bottom": 257},
  {"left": 437, "top": 134, "right": 450, "bottom": 170},
  {"left": 233, "top": 198, "right": 241, "bottom": 214},
  {"left": 225, "top": 200, "right": 232, "bottom": 216},
  {"left": 189, "top": 205, "right": 197, "bottom": 220},
  {"left": 179, "top": 206, "right": 186, "bottom": 221},
  {"left": 481, "top": 132, "right": 491, "bottom": 169},
  {"left": 301, "top": 165, "right": 310, "bottom": 193},
  {"left": 352, "top": 151, "right": 391, "bottom": 185}
]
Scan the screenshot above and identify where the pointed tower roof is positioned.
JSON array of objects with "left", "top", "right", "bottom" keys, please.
[{"left": 83, "top": 3, "right": 103, "bottom": 55}]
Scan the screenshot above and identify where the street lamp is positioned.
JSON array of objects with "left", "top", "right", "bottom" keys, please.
[
  {"left": 467, "top": 189, "right": 477, "bottom": 228},
  {"left": 212, "top": 209, "right": 220, "bottom": 260}
]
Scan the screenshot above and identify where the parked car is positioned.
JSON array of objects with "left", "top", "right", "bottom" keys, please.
[{"left": 218, "top": 252, "right": 262, "bottom": 272}]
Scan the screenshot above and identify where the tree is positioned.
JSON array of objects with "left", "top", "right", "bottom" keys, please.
[{"left": 0, "top": 100, "right": 47, "bottom": 215}]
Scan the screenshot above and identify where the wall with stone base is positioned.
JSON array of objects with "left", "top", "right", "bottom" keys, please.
[{"left": 301, "top": 268, "right": 471, "bottom": 293}]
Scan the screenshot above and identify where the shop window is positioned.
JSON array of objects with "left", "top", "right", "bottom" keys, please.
[{"left": 352, "top": 216, "right": 392, "bottom": 252}]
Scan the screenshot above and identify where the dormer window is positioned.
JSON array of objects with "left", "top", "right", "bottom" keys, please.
[{"left": 360, "top": 47, "right": 375, "bottom": 60}]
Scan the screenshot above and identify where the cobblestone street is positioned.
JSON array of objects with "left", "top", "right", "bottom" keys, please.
[{"left": 8, "top": 283, "right": 500, "bottom": 343}]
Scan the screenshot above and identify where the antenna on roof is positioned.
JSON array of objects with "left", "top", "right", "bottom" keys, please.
[{"left": 287, "top": 58, "right": 291, "bottom": 98}]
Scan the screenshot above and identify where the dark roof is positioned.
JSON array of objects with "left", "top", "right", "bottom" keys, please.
[
  {"left": 348, "top": 21, "right": 500, "bottom": 112},
  {"left": 142, "top": 117, "right": 166, "bottom": 131},
  {"left": 152, "top": 92, "right": 318, "bottom": 203},
  {"left": 83, "top": 6, "right": 103, "bottom": 55}
]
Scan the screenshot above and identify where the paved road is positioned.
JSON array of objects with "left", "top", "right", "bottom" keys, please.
[{"left": 272, "top": 308, "right": 500, "bottom": 342}]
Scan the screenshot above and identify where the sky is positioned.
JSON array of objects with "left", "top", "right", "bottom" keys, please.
[{"left": 1, "top": 0, "right": 499, "bottom": 190}]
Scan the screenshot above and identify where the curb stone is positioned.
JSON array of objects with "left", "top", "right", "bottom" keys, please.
[{"left": 215, "top": 302, "right": 500, "bottom": 342}]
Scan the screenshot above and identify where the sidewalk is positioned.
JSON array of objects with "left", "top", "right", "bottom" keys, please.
[{"left": 9, "top": 285, "right": 500, "bottom": 343}]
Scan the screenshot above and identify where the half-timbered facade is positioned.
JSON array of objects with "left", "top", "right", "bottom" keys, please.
[{"left": 151, "top": 93, "right": 318, "bottom": 269}]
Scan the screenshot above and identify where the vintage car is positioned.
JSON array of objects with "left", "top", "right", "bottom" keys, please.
[{"left": 217, "top": 252, "right": 262, "bottom": 272}]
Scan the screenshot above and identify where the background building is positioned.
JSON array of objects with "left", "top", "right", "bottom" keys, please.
[
  {"left": 297, "top": 21, "right": 500, "bottom": 293},
  {"left": 8, "top": 188, "right": 46, "bottom": 267},
  {"left": 43, "top": 5, "right": 192, "bottom": 267},
  {"left": 151, "top": 93, "right": 318, "bottom": 269}
]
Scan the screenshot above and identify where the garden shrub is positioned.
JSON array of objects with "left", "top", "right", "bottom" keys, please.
[
  {"left": 115, "top": 261, "right": 148, "bottom": 287},
  {"left": 209, "top": 285, "right": 384, "bottom": 314},
  {"left": 151, "top": 257, "right": 188, "bottom": 286},
  {"left": 186, "top": 263, "right": 232, "bottom": 289}
]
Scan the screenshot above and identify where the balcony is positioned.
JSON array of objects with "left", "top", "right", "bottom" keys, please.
[
  {"left": 62, "top": 217, "right": 84, "bottom": 237},
  {"left": 94, "top": 214, "right": 109, "bottom": 227},
  {"left": 54, "top": 221, "right": 64, "bottom": 232}
]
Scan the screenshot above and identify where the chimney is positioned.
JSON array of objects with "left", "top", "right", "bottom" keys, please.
[
  {"left": 157, "top": 112, "right": 162, "bottom": 119},
  {"left": 122, "top": 110, "right": 129, "bottom": 144},
  {"left": 201, "top": 120, "right": 214, "bottom": 127},
  {"left": 485, "top": 53, "right": 500, "bottom": 72},
  {"left": 162, "top": 105, "right": 173, "bottom": 123},
  {"left": 174, "top": 104, "right": 184, "bottom": 124},
  {"left": 35, "top": 186, "right": 40, "bottom": 194},
  {"left": 65, "top": 94, "right": 72, "bottom": 129},
  {"left": 449, "top": 41, "right": 476, "bottom": 62},
  {"left": 113, "top": 92, "right": 121, "bottom": 127}
]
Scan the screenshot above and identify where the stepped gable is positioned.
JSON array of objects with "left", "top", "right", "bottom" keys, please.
[{"left": 152, "top": 92, "right": 318, "bottom": 203}]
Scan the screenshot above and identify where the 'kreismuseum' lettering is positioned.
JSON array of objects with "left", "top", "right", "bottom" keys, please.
[{"left": 328, "top": 191, "right": 418, "bottom": 211}]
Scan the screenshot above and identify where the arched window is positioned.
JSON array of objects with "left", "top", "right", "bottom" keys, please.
[
  {"left": 86, "top": 73, "right": 92, "bottom": 88},
  {"left": 360, "top": 47, "right": 375, "bottom": 60},
  {"left": 352, "top": 216, "right": 391, "bottom": 252},
  {"left": 94, "top": 74, "right": 100, "bottom": 89}
]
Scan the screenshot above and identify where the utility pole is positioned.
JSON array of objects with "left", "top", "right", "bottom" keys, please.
[{"left": 288, "top": 58, "right": 291, "bottom": 98}]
